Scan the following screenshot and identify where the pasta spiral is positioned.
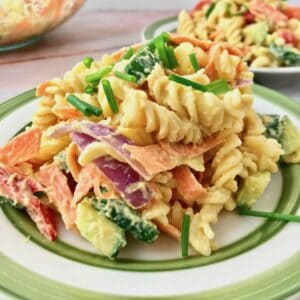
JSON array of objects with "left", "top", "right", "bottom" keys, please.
[
  {"left": 177, "top": 10, "right": 195, "bottom": 38},
  {"left": 120, "top": 89, "right": 203, "bottom": 144},
  {"left": 32, "top": 96, "right": 57, "bottom": 129}
]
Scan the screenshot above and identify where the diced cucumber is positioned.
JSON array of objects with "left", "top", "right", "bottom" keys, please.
[
  {"left": 237, "top": 172, "right": 271, "bottom": 209},
  {"left": 92, "top": 197, "right": 159, "bottom": 243},
  {"left": 76, "top": 198, "right": 126, "bottom": 259},
  {"left": 124, "top": 48, "right": 160, "bottom": 83}
]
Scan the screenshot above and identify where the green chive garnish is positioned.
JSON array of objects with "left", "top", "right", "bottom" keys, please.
[
  {"left": 155, "top": 36, "right": 170, "bottom": 68},
  {"left": 101, "top": 79, "right": 119, "bottom": 114},
  {"left": 114, "top": 71, "right": 137, "bottom": 83},
  {"left": 238, "top": 207, "right": 300, "bottom": 223},
  {"left": 181, "top": 214, "right": 190, "bottom": 257},
  {"left": 85, "top": 66, "right": 112, "bottom": 84},
  {"left": 83, "top": 57, "right": 94, "bottom": 68},
  {"left": 205, "top": 2, "right": 216, "bottom": 18},
  {"left": 169, "top": 74, "right": 231, "bottom": 95},
  {"left": 84, "top": 85, "right": 97, "bottom": 95},
  {"left": 148, "top": 32, "right": 170, "bottom": 52},
  {"left": 67, "top": 95, "right": 102, "bottom": 117},
  {"left": 189, "top": 53, "right": 200, "bottom": 72},
  {"left": 166, "top": 46, "right": 179, "bottom": 69},
  {"left": 122, "top": 47, "right": 134, "bottom": 60}
]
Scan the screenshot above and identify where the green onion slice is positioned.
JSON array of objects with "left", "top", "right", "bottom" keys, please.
[
  {"left": 189, "top": 53, "right": 200, "bottom": 72},
  {"left": 85, "top": 66, "right": 112, "bottom": 84},
  {"left": 169, "top": 74, "right": 231, "bottom": 95},
  {"left": 238, "top": 207, "right": 300, "bottom": 223},
  {"left": 122, "top": 47, "right": 134, "bottom": 60},
  {"left": 84, "top": 85, "right": 97, "bottom": 95},
  {"left": 155, "top": 37, "right": 170, "bottom": 68},
  {"left": 205, "top": 2, "right": 216, "bottom": 18},
  {"left": 166, "top": 46, "right": 179, "bottom": 69},
  {"left": 148, "top": 32, "right": 170, "bottom": 52},
  {"left": 101, "top": 79, "right": 119, "bottom": 114},
  {"left": 67, "top": 95, "right": 102, "bottom": 117},
  {"left": 114, "top": 71, "right": 137, "bottom": 83},
  {"left": 83, "top": 57, "right": 94, "bottom": 68},
  {"left": 181, "top": 214, "right": 190, "bottom": 257}
]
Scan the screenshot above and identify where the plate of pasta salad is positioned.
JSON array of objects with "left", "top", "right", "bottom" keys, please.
[
  {"left": 143, "top": 0, "right": 300, "bottom": 80},
  {"left": 0, "top": 33, "right": 299, "bottom": 299}
]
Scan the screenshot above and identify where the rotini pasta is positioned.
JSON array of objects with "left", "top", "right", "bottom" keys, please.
[{"left": 2, "top": 33, "right": 296, "bottom": 260}]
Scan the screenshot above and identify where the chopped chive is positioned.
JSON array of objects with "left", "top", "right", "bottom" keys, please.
[
  {"left": 166, "top": 46, "right": 179, "bottom": 69},
  {"left": 205, "top": 79, "right": 231, "bottom": 94},
  {"left": 83, "top": 57, "right": 94, "bottom": 68},
  {"left": 205, "top": 2, "right": 216, "bottom": 18},
  {"left": 122, "top": 47, "right": 134, "bottom": 60},
  {"left": 155, "top": 36, "right": 170, "bottom": 68},
  {"left": 85, "top": 66, "right": 112, "bottom": 84},
  {"left": 169, "top": 74, "right": 231, "bottom": 95},
  {"left": 148, "top": 32, "right": 170, "bottom": 52},
  {"left": 189, "top": 53, "right": 200, "bottom": 72},
  {"left": 101, "top": 79, "right": 119, "bottom": 114},
  {"left": 67, "top": 95, "right": 102, "bottom": 117},
  {"left": 181, "top": 214, "right": 190, "bottom": 257},
  {"left": 114, "top": 71, "right": 137, "bottom": 83},
  {"left": 84, "top": 85, "right": 97, "bottom": 94},
  {"left": 238, "top": 207, "right": 300, "bottom": 223}
]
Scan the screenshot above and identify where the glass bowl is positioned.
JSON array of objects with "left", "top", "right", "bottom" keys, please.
[{"left": 0, "top": 0, "right": 85, "bottom": 52}]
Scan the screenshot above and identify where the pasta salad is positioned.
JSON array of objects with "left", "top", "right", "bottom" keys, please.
[
  {"left": 177, "top": 0, "right": 300, "bottom": 67},
  {"left": 1, "top": 33, "right": 300, "bottom": 259}
]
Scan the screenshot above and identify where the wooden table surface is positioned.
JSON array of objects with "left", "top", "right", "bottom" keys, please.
[{"left": 0, "top": 9, "right": 299, "bottom": 103}]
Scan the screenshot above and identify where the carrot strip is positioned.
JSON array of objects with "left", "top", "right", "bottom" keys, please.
[{"left": 0, "top": 128, "right": 42, "bottom": 166}]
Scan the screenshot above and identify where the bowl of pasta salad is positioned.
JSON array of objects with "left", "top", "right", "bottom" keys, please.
[
  {"left": 0, "top": 0, "right": 85, "bottom": 51},
  {"left": 0, "top": 33, "right": 300, "bottom": 299},
  {"left": 143, "top": 0, "right": 300, "bottom": 86}
]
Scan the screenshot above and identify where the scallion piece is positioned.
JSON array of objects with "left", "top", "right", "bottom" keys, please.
[
  {"left": 122, "top": 47, "right": 134, "bottom": 60},
  {"left": 181, "top": 214, "right": 190, "bottom": 257},
  {"left": 169, "top": 74, "right": 231, "bottom": 95},
  {"left": 238, "top": 207, "right": 300, "bottom": 223},
  {"left": 85, "top": 66, "right": 112, "bottom": 84},
  {"left": 166, "top": 46, "right": 179, "bottom": 69},
  {"left": 147, "top": 32, "right": 170, "bottom": 52},
  {"left": 67, "top": 95, "right": 102, "bottom": 117},
  {"left": 83, "top": 57, "right": 94, "bottom": 68},
  {"left": 114, "top": 71, "right": 137, "bottom": 83},
  {"left": 205, "top": 79, "right": 231, "bottom": 94},
  {"left": 84, "top": 85, "right": 97, "bottom": 95},
  {"left": 189, "top": 53, "right": 200, "bottom": 72},
  {"left": 205, "top": 2, "right": 216, "bottom": 18},
  {"left": 155, "top": 36, "right": 170, "bottom": 68},
  {"left": 101, "top": 79, "right": 119, "bottom": 114}
]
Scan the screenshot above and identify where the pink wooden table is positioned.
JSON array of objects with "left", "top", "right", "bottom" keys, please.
[{"left": 0, "top": 9, "right": 299, "bottom": 102}]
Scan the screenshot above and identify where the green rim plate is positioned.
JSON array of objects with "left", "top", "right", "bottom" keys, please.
[{"left": 0, "top": 85, "right": 300, "bottom": 299}]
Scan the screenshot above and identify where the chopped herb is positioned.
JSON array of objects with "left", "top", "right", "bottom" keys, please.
[
  {"left": 155, "top": 36, "right": 170, "bottom": 68},
  {"left": 238, "top": 207, "right": 300, "bottom": 223},
  {"left": 85, "top": 66, "right": 113, "bottom": 84},
  {"left": 100, "top": 186, "right": 108, "bottom": 194},
  {"left": 84, "top": 85, "right": 97, "bottom": 95},
  {"left": 33, "top": 191, "right": 47, "bottom": 198},
  {"left": 181, "top": 214, "right": 190, "bottom": 257},
  {"left": 169, "top": 74, "right": 231, "bottom": 95},
  {"left": 270, "top": 44, "right": 300, "bottom": 66},
  {"left": 189, "top": 53, "right": 200, "bottom": 72},
  {"left": 124, "top": 47, "right": 160, "bottom": 83},
  {"left": 114, "top": 71, "right": 137, "bottom": 83},
  {"left": 166, "top": 46, "right": 179, "bottom": 69},
  {"left": 83, "top": 57, "right": 94, "bottom": 68},
  {"left": 205, "top": 2, "right": 216, "bottom": 18},
  {"left": 122, "top": 47, "right": 134, "bottom": 60},
  {"left": 67, "top": 95, "right": 102, "bottom": 117},
  {"left": 101, "top": 79, "right": 119, "bottom": 114},
  {"left": 147, "top": 32, "right": 170, "bottom": 52}
]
